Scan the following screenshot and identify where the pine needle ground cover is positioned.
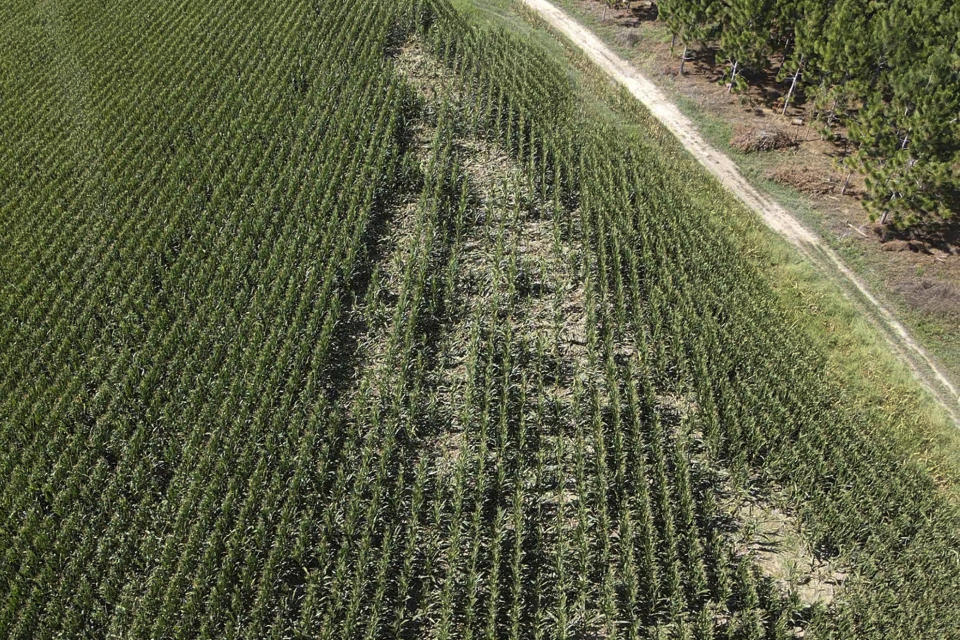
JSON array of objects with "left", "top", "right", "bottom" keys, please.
[{"left": 0, "top": 1, "right": 957, "bottom": 638}]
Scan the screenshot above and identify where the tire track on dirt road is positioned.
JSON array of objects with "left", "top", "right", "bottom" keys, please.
[{"left": 519, "top": 0, "right": 960, "bottom": 426}]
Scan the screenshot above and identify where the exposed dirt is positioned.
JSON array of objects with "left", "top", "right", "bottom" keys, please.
[
  {"left": 394, "top": 37, "right": 463, "bottom": 104},
  {"left": 894, "top": 279, "right": 960, "bottom": 320},
  {"left": 395, "top": 34, "right": 595, "bottom": 489},
  {"left": 655, "top": 392, "right": 699, "bottom": 423},
  {"left": 520, "top": 0, "right": 960, "bottom": 426},
  {"left": 395, "top": 36, "right": 618, "bottom": 636},
  {"left": 672, "top": 413, "right": 849, "bottom": 612},
  {"left": 728, "top": 497, "right": 848, "bottom": 607},
  {"left": 434, "top": 431, "right": 466, "bottom": 478}
]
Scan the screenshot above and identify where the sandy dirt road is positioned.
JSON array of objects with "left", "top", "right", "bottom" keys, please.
[{"left": 520, "top": 0, "right": 960, "bottom": 425}]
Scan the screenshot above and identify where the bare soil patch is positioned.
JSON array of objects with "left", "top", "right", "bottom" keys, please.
[
  {"left": 669, "top": 413, "right": 849, "bottom": 609},
  {"left": 894, "top": 279, "right": 960, "bottom": 320},
  {"left": 394, "top": 36, "right": 461, "bottom": 104},
  {"left": 728, "top": 497, "right": 848, "bottom": 607},
  {"left": 655, "top": 392, "right": 699, "bottom": 423},
  {"left": 395, "top": 35, "right": 597, "bottom": 477},
  {"left": 435, "top": 431, "right": 466, "bottom": 478}
]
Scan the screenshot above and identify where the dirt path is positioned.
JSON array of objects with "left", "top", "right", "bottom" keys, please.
[{"left": 519, "top": 0, "right": 960, "bottom": 426}]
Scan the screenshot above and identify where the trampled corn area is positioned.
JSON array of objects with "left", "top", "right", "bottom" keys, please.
[{"left": 0, "top": 1, "right": 957, "bottom": 638}]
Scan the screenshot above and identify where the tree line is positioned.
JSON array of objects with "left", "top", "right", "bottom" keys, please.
[{"left": 642, "top": 0, "right": 959, "bottom": 227}]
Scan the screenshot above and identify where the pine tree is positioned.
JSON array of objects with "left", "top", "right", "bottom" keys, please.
[
  {"left": 839, "top": 0, "right": 959, "bottom": 225},
  {"left": 651, "top": 0, "right": 958, "bottom": 225},
  {"left": 860, "top": 0, "right": 959, "bottom": 224},
  {"left": 658, "top": 0, "right": 721, "bottom": 74},
  {"left": 717, "top": 0, "right": 775, "bottom": 92}
]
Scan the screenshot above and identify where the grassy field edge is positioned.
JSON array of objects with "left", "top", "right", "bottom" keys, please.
[
  {"left": 465, "top": 0, "right": 960, "bottom": 497},
  {"left": 543, "top": 0, "right": 960, "bottom": 389}
]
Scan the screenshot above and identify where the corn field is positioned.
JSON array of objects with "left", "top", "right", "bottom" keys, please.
[{"left": 0, "top": 0, "right": 958, "bottom": 638}]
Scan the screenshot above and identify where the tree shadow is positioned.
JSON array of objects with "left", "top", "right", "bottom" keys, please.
[
  {"left": 874, "top": 213, "right": 960, "bottom": 254},
  {"left": 594, "top": 0, "right": 658, "bottom": 28},
  {"left": 629, "top": 1, "right": 659, "bottom": 22}
]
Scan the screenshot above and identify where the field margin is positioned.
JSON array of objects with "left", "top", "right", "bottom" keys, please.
[{"left": 516, "top": 0, "right": 960, "bottom": 431}]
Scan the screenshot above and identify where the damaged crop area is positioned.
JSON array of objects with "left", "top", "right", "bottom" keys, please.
[{"left": 0, "top": 1, "right": 957, "bottom": 639}]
